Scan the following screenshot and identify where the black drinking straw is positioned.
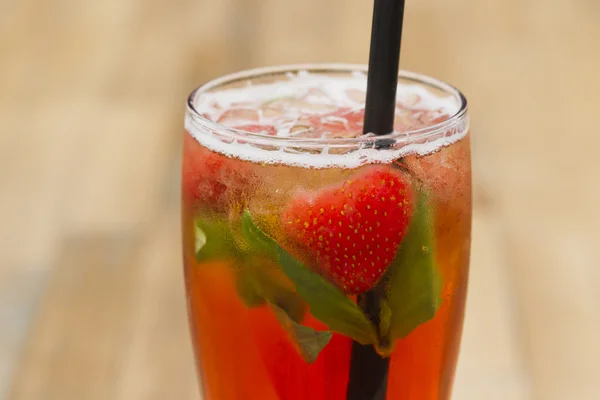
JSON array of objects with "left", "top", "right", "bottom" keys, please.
[{"left": 347, "top": 0, "right": 405, "bottom": 399}]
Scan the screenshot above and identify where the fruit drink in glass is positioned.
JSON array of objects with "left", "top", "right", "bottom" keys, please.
[{"left": 182, "top": 65, "right": 471, "bottom": 400}]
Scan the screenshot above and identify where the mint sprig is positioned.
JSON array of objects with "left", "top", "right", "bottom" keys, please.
[
  {"left": 193, "top": 194, "right": 442, "bottom": 360},
  {"left": 242, "top": 211, "right": 378, "bottom": 346},
  {"left": 237, "top": 263, "right": 306, "bottom": 323},
  {"left": 195, "top": 218, "right": 235, "bottom": 262},
  {"left": 378, "top": 192, "right": 442, "bottom": 353},
  {"left": 194, "top": 213, "right": 330, "bottom": 362},
  {"left": 271, "top": 304, "right": 332, "bottom": 364}
]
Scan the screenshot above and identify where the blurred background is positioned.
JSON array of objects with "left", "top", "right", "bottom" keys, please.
[{"left": 1, "top": 0, "right": 599, "bottom": 399}]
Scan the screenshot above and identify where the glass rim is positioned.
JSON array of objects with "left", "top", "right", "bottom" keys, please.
[{"left": 186, "top": 63, "right": 468, "bottom": 149}]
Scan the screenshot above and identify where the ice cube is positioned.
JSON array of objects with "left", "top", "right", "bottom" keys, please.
[
  {"left": 288, "top": 124, "right": 319, "bottom": 138},
  {"left": 345, "top": 88, "right": 366, "bottom": 103},
  {"left": 217, "top": 108, "right": 259, "bottom": 125}
]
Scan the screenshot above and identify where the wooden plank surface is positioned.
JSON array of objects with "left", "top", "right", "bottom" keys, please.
[
  {"left": 1, "top": 0, "right": 599, "bottom": 399},
  {"left": 453, "top": 211, "right": 531, "bottom": 400},
  {"left": 8, "top": 235, "right": 144, "bottom": 400}
]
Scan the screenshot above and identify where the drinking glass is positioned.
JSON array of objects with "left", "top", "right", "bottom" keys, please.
[{"left": 182, "top": 64, "right": 471, "bottom": 400}]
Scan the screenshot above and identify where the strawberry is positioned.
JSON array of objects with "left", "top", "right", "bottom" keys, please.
[
  {"left": 182, "top": 132, "right": 253, "bottom": 212},
  {"left": 182, "top": 122, "right": 278, "bottom": 212},
  {"left": 281, "top": 166, "right": 415, "bottom": 295}
]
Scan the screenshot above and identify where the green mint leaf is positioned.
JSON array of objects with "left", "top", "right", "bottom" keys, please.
[
  {"left": 241, "top": 210, "right": 279, "bottom": 260},
  {"left": 379, "top": 298, "right": 392, "bottom": 339},
  {"left": 194, "top": 223, "right": 207, "bottom": 254},
  {"left": 236, "top": 264, "right": 306, "bottom": 322},
  {"left": 194, "top": 218, "right": 235, "bottom": 262},
  {"left": 386, "top": 192, "right": 442, "bottom": 341},
  {"left": 271, "top": 304, "right": 332, "bottom": 364},
  {"left": 242, "top": 210, "right": 378, "bottom": 345},
  {"left": 235, "top": 267, "right": 268, "bottom": 307},
  {"left": 194, "top": 213, "right": 307, "bottom": 322},
  {"left": 278, "top": 250, "right": 378, "bottom": 345}
]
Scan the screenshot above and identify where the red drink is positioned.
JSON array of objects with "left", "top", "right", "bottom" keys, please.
[{"left": 182, "top": 65, "right": 471, "bottom": 400}]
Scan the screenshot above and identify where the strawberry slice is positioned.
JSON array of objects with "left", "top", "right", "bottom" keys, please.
[{"left": 281, "top": 166, "right": 415, "bottom": 295}]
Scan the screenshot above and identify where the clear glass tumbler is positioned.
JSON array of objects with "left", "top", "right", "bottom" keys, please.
[{"left": 182, "top": 65, "right": 471, "bottom": 400}]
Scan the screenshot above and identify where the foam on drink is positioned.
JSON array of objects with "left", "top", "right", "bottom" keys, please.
[{"left": 186, "top": 68, "right": 468, "bottom": 169}]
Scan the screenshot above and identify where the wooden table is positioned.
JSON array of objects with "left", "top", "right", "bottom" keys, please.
[{"left": 1, "top": 0, "right": 599, "bottom": 399}]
